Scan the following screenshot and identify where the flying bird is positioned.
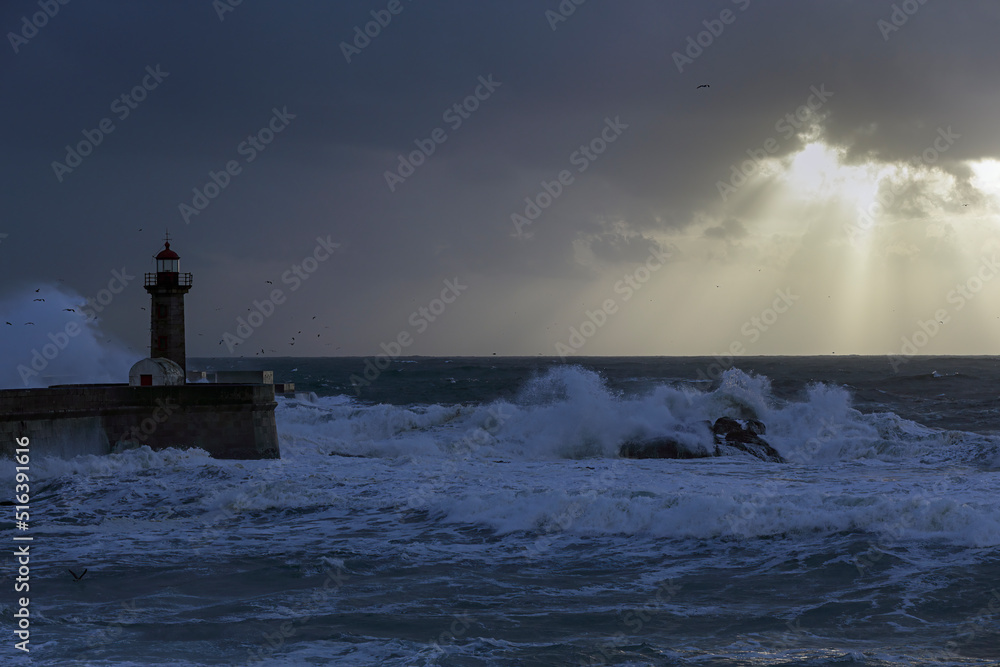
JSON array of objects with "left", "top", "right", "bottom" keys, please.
[
  {"left": 697, "top": 84, "right": 710, "bottom": 89},
  {"left": 5, "top": 322, "right": 11, "bottom": 325},
  {"left": 24, "top": 322, "right": 34, "bottom": 325},
  {"left": 33, "top": 298, "right": 44, "bottom": 302},
  {"left": 69, "top": 568, "right": 88, "bottom": 581},
  {"left": 63, "top": 308, "right": 74, "bottom": 312},
  {"left": 266, "top": 280, "right": 272, "bottom": 284}
]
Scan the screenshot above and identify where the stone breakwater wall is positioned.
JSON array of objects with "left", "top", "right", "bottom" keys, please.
[{"left": 0, "top": 383, "right": 279, "bottom": 460}]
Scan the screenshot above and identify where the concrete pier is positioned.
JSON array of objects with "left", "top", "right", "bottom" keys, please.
[{"left": 0, "top": 383, "right": 279, "bottom": 460}]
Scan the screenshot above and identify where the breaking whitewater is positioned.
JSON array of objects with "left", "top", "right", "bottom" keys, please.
[{"left": 7, "top": 357, "right": 1000, "bottom": 665}]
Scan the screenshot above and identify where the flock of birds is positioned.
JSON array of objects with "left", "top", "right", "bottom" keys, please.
[
  {"left": 7, "top": 288, "right": 48, "bottom": 325},
  {"left": 214, "top": 282, "right": 341, "bottom": 356}
]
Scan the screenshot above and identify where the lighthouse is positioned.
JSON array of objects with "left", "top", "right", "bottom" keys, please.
[
  {"left": 1, "top": 234, "right": 280, "bottom": 460},
  {"left": 144, "top": 237, "right": 192, "bottom": 374}
]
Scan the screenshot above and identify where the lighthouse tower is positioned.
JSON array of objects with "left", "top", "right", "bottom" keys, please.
[{"left": 144, "top": 236, "right": 192, "bottom": 374}]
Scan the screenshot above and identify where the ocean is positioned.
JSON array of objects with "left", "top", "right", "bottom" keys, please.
[{"left": 9, "top": 356, "right": 1000, "bottom": 666}]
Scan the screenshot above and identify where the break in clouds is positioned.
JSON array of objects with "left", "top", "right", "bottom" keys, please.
[{"left": 2, "top": 0, "right": 1000, "bottom": 358}]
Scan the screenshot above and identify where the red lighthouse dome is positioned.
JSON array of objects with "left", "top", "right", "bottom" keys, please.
[{"left": 155, "top": 241, "right": 180, "bottom": 273}]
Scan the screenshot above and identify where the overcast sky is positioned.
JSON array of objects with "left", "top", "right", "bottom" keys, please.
[{"left": 2, "top": 0, "right": 1000, "bottom": 365}]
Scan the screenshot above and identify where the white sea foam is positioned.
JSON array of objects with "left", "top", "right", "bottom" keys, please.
[
  {"left": 411, "top": 460, "right": 1000, "bottom": 546},
  {"left": 10, "top": 365, "right": 998, "bottom": 550},
  {"left": 272, "top": 366, "right": 984, "bottom": 466},
  {"left": 260, "top": 367, "right": 1000, "bottom": 545}
]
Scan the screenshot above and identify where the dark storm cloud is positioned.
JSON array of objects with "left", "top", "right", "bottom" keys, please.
[{"left": 2, "top": 0, "right": 999, "bottom": 357}]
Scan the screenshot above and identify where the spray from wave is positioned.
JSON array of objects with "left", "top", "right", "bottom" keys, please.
[
  {"left": 273, "top": 365, "right": 995, "bottom": 466},
  {"left": 14, "top": 364, "right": 1000, "bottom": 546},
  {"left": 0, "top": 285, "right": 139, "bottom": 388}
]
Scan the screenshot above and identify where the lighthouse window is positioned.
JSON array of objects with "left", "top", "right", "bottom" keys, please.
[
  {"left": 157, "top": 335, "right": 167, "bottom": 351},
  {"left": 157, "top": 304, "right": 169, "bottom": 319}
]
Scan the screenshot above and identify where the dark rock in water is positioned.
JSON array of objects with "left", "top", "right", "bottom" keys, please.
[
  {"left": 618, "top": 418, "right": 784, "bottom": 463},
  {"left": 711, "top": 416, "right": 742, "bottom": 438},
  {"left": 618, "top": 437, "right": 705, "bottom": 459},
  {"left": 711, "top": 417, "right": 783, "bottom": 463}
]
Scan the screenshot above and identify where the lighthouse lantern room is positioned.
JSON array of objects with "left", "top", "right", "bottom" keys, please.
[{"left": 156, "top": 244, "right": 180, "bottom": 274}]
